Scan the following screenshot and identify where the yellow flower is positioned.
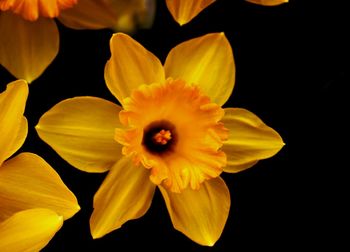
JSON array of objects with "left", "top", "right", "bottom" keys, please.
[
  {"left": 165, "top": 0, "right": 216, "bottom": 25},
  {"left": 0, "top": 0, "right": 154, "bottom": 83},
  {"left": 0, "top": 80, "right": 80, "bottom": 251},
  {"left": 36, "top": 33, "right": 284, "bottom": 246},
  {"left": 246, "top": 0, "right": 289, "bottom": 6}
]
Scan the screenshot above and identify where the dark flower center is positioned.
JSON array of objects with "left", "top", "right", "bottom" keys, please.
[{"left": 143, "top": 120, "right": 177, "bottom": 155}]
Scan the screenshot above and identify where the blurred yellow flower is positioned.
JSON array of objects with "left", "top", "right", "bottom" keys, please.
[
  {"left": 36, "top": 33, "right": 284, "bottom": 246},
  {"left": 0, "top": 0, "right": 154, "bottom": 83},
  {"left": 165, "top": 0, "right": 215, "bottom": 25},
  {"left": 246, "top": 0, "right": 289, "bottom": 6},
  {"left": 0, "top": 80, "right": 80, "bottom": 251}
]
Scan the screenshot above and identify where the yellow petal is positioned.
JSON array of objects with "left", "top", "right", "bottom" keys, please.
[
  {"left": 0, "top": 12, "right": 58, "bottom": 83},
  {"left": 58, "top": 0, "right": 155, "bottom": 32},
  {"left": 164, "top": 33, "right": 235, "bottom": 106},
  {"left": 36, "top": 97, "right": 123, "bottom": 173},
  {"left": 222, "top": 108, "right": 284, "bottom": 173},
  {"left": 0, "top": 208, "right": 63, "bottom": 252},
  {"left": 0, "top": 80, "right": 28, "bottom": 166},
  {"left": 105, "top": 33, "right": 165, "bottom": 104},
  {"left": 159, "top": 177, "right": 230, "bottom": 246},
  {"left": 0, "top": 153, "right": 80, "bottom": 222},
  {"left": 58, "top": 0, "right": 119, "bottom": 30},
  {"left": 166, "top": 0, "right": 215, "bottom": 25},
  {"left": 90, "top": 156, "right": 155, "bottom": 238},
  {"left": 246, "top": 0, "right": 288, "bottom": 6}
]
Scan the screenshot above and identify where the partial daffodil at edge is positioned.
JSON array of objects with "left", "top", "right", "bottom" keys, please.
[
  {"left": 165, "top": 0, "right": 289, "bottom": 26},
  {"left": 245, "top": 0, "right": 288, "bottom": 6},
  {"left": 0, "top": 0, "right": 155, "bottom": 83},
  {"left": 165, "top": 0, "right": 216, "bottom": 25},
  {"left": 36, "top": 33, "right": 284, "bottom": 246},
  {"left": 0, "top": 80, "right": 80, "bottom": 251}
]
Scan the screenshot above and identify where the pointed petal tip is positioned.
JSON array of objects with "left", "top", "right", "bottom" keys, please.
[
  {"left": 111, "top": 32, "right": 130, "bottom": 41},
  {"left": 36, "top": 97, "right": 123, "bottom": 173},
  {"left": 62, "top": 200, "right": 81, "bottom": 220},
  {"left": 160, "top": 178, "right": 230, "bottom": 246},
  {"left": 0, "top": 13, "right": 59, "bottom": 82},
  {"left": 166, "top": 0, "right": 216, "bottom": 25},
  {"left": 205, "top": 240, "right": 216, "bottom": 247},
  {"left": 90, "top": 230, "right": 102, "bottom": 240},
  {"left": 70, "top": 203, "right": 81, "bottom": 217},
  {"left": 7, "top": 79, "right": 29, "bottom": 93},
  {"left": 222, "top": 108, "right": 284, "bottom": 173},
  {"left": 0, "top": 152, "right": 81, "bottom": 221},
  {"left": 90, "top": 223, "right": 121, "bottom": 240},
  {"left": 89, "top": 157, "right": 155, "bottom": 240}
]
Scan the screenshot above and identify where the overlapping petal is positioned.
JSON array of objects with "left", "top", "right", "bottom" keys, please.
[
  {"left": 3, "top": 117, "right": 28, "bottom": 163},
  {"left": 0, "top": 80, "right": 28, "bottom": 166},
  {"left": 0, "top": 152, "right": 80, "bottom": 221},
  {"left": 105, "top": 33, "right": 165, "bottom": 104},
  {"left": 164, "top": 33, "right": 235, "bottom": 106},
  {"left": 159, "top": 177, "right": 230, "bottom": 246},
  {"left": 36, "top": 97, "right": 123, "bottom": 173},
  {"left": 0, "top": 0, "right": 78, "bottom": 21},
  {"left": 58, "top": 0, "right": 127, "bottom": 30},
  {"left": 0, "top": 12, "right": 58, "bottom": 83},
  {"left": 166, "top": 0, "right": 215, "bottom": 25},
  {"left": 246, "top": 0, "right": 288, "bottom": 6},
  {"left": 59, "top": 0, "right": 155, "bottom": 32},
  {"left": 221, "top": 108, "right": 284, "bottom": 173},
  {"left": 90, "top": 156, "right": 156, "bottom": 238},
  {"left": 0, "top": 208, "right": 63, "bottom": 252}
]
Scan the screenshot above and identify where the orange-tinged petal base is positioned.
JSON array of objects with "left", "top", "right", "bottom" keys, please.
[
  {"left": 115, "top": 78, "right": 228, "bottom": 193},
  {"left": 0, "top": 0, "right": 77, "bottom": 21}
]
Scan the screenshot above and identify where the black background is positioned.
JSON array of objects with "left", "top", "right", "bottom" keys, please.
[{"left": 0, "top": 0, "right": 347, "bottom": 251}]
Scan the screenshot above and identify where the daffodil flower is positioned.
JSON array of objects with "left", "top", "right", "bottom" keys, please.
[
  {"left": 0, "top": 80, "right": 80, "bottom": 251},
  {"left": 246, "top": 0, "right": 289, "bottom": 6},
  {"left": 0, "top": 0, "right": 154, "bottom": 83},
  {"left": 36, "top": 33, "right": 284, "bottom": 246},
  {"left": 165, "top": 0, "right": 216, "bottom": 25}
]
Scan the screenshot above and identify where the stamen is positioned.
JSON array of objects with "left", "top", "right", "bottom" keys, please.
[
  {"left": 142, "top": 120, "right": 177, "bottom": 155},
  {"left": 153, "top": 129, "right": 172, "bottom": 145}
]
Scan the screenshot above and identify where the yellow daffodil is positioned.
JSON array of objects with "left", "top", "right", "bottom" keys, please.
[
  {"left": 36, "top": 32, "right": 284, "bottom": 246},
  {"left": 165, "top": 0, "right": 216, "bottom": 25},
  {"left": 246, "top": 0, "right": 289, "bottom": 6},
  {"left": 0, "top": 80, "right": 80, "bottom": 251},
  {"left": 0, "top": 0, "right": 154, "bottom": 83}
]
